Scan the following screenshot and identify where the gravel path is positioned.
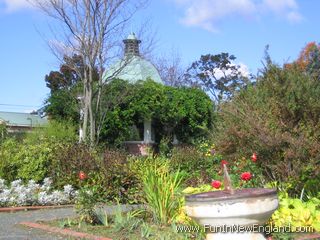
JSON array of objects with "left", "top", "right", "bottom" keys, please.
[{"left": 0, "top": 207, "right": 76, "bottom": 240}]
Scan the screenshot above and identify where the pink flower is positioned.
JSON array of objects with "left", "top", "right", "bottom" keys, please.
[
  {"left": 241, "top": 172, "right": 252, "bottom": 181},
  {"left": 211, "top": 180, "right": 222, "bottom": 189}
]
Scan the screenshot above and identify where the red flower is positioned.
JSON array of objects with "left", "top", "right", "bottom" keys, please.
[
  {"left": 78, "top": 171, "right": 87, "bottom": 180},
  {"left": 211, "top": 180, "right": 222, "bottom": 189},
  {"left": 221, "top": 160, "right": 228, "bottom": 166},
  {"left": 251, "top": 153, "right": 257, "bottom": 162},
  {"left": 241, "top": 172, "right": 252, "bottom": 181}
]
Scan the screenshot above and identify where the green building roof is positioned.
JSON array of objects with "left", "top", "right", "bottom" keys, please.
[
  {"left": 0, "top": 111, "right": 48, "bottom": 127},
  {"left": 103, "top": 33, "right": 163, "bottom": 84},
  {"left": 103, "top": 56, "right": 163, "bottom": 84}
]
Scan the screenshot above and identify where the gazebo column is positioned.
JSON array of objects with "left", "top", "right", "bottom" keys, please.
[
  {"left": 173, "top": 134, "right": 179, "bottom": 145},
  {"left": 143, "top": 119, "right": 152, "bottom": 143}
]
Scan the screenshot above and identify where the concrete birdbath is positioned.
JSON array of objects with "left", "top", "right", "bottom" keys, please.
[{"left": 185, "top": 165, "right": 279, "bottom": 240}]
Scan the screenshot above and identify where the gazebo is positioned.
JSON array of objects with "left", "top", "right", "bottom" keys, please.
[{"left": 103, "top": 33, "right": 163, "bottom": 155}]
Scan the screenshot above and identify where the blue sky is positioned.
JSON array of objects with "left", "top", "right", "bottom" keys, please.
[{"left": 0, "top": 0, "right": 319, "bottom": 112}]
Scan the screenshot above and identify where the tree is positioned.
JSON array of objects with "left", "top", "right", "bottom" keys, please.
[
  {"left": 184, "top": 53, "right": 250, "bottom": 103},
  {"left": 154, "top": 49, "right": 186, "bottom": 87},
  {"left": 33, "top": 0, "right": 147, "bottom": 145},
  {"left": 45, "top": 55, "right": 83, "bottom": 93},
  {"left": 286, "top": 42, "right": 320, "bottom": 80},
  {"left": 44, "top": 54, "right": 100, "bottom": 124},
  {"left": 45, "top": 89, "right": 79, "bottom": 123}
]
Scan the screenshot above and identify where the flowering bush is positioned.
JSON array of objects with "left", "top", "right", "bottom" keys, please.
[
  {"left": 181, "top": 152, "right": 264, "bottom": 196},
  {"left": 240, "top": 172, "right": 252, "bottom": 181},
  {"left": 0, "top": 178, "right": 76, "bottom": 207},
  {"left": 78, "top": 171, "right": 87, "bottom": 180},
  {"left": 211, "top": 180, "right": 222, "bottom": 189}
]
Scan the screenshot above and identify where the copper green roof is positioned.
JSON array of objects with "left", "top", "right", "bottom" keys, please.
[
  {"left": 103, "top": 33, "right": 163, "bottom": 84},
  {"left": 103, "top": 55, "right": 163, "bottom": 84},
  {"left": 0, "top": 111, "right": 48, "bottom": 127}
]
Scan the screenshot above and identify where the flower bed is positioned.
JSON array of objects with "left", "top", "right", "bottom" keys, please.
[{"left": 0, "top": 178, "right": 76, "bottom": 207}]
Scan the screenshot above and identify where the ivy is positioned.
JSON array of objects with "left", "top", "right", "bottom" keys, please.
[{"left": 99, "top": 79, "right": 215, "bottom": 145}]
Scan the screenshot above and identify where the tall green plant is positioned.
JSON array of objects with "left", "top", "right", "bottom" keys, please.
[{"left": 141, "top": 158, "right": 183, "bottom": 224}]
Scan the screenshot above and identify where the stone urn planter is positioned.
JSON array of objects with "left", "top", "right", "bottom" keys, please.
[{"left": 185, "top": 165, "right": 279, "bottom": 240}]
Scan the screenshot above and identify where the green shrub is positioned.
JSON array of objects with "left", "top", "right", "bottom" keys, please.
[
  {"left": 0, "top": 123, "right": 7, "bottom": 143},
  {"left": 99, "top": 79, "right": 214, "bottom": 146},
  {"left": 0, "top": 137, "right": 59, "bottom": 182},
  {"left": 75, "top": 184, "right": 101, "bottom": 224},
  {"left": 15, "top": 141, "right": 56, "bottom": 182},
  {"left": 0, "top": 138, "right": 21, "bottom": 181},
  {"left": 170, "top": 146, "right": 213, "bottom": 186},
  {"left": 49, "top": 143, "right": 99, "bottom": 189},
  {"left": 214, "top": 64, "right": 320, "bottom": 196},
  {"left": 26, "top": 120, "right": 77, "bottom": 143},
  {"left": 97, "top": 149, "right": 142, "bottom": 204},
  {"left": 0, "top": 121, "right": 78, "bottom": 183},
  {"left": 271, "top": 196, "right": 320, "bottom": 232}
]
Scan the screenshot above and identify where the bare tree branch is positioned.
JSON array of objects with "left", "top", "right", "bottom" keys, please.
[{"left": 32, "top": 0, "right": 149, "bottom": 144}]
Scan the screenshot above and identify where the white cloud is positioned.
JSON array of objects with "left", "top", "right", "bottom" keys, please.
[
  {"left": 286, "top": 11, "right": 303, "bottom": 23},
  {"left": 262, "top": 0, "right": 297, "bottom": 13},
  {"left": 0, "top": 0, "right": 43, "bottom": 12},
  {"left": 179, "top": 0, "right": 256, "bottom": 32},
  {"left": 0, "top": 0, "right": 31, "bottom": 11},
  {"left": 238, "top": 63, "right": 250, "bottom": 78},
  {"left": 262, "top": 0, "right": 302, "bottom": 23},
  {"left": 212, "top": 62, "right": 250, "bottom": 79},
  {"left": 173, "top": 0, "right": 303, "bottom": 31}
]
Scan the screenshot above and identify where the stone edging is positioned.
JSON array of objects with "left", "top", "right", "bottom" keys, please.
[
  {"left": 295, "top": 234, "right": 320, "bottom": 240},
  {"left": 20, "top": 222, "right": 112, "bottom": 240},
  {"left": 0, "top": 204, "right": 74, "bottom": 213},
  {"left": 18, "top": 221, "right": 320, "bottom": 240}
]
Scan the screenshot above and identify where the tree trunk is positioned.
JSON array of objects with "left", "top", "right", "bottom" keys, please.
[{"left": 88, "top": 67, "right": 95, "bottom": 145}]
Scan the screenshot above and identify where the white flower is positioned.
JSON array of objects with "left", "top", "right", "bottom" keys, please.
[
  {"left": 41, "top": 178, "right": 52, "bottom": 191},
  {"left": 0, "top": 189, "right": 10, "bottom": 206},
  {"left": 27, "top": 180, "right": 40, "bottom": 192},
  {"left": 63, "top": 185, "right": 74, "bottom": 197},
  {"left": 11, "top": 179, "right": 22, "bottom": 189},
  {"left": 0, "top": 178, "right": 76, "bottom": 207}
]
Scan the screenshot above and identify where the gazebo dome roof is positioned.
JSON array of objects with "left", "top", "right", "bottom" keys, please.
[
  {"left": 103, "top": 33, "right": 162, "bottom": 84},
  {"left": 103, "top": 56, "right": 162, "bottom": 84}
]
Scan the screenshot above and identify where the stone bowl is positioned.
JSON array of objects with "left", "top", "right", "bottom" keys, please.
[{"left": 185, "top": 188, "right": 279, "bottom": 240}]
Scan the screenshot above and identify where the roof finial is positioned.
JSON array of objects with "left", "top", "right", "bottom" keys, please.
[{"left": 123, "top": 32, "right": 141, "bottom": 56}]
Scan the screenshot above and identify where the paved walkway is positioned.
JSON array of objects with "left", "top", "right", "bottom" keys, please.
[
  {"left": 0, "top": 207, "right": 76, "bottom": 240},
  {"left": 0, "top": 205, "right": 141, "bottom": 240}
]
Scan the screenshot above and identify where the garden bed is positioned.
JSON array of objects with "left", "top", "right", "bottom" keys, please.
[
  {"left": 36, "top": 216, "right": 203, "bottom": 240},
  {"left": 31, "top": 216, "right": 320, "bottom": 240}
]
